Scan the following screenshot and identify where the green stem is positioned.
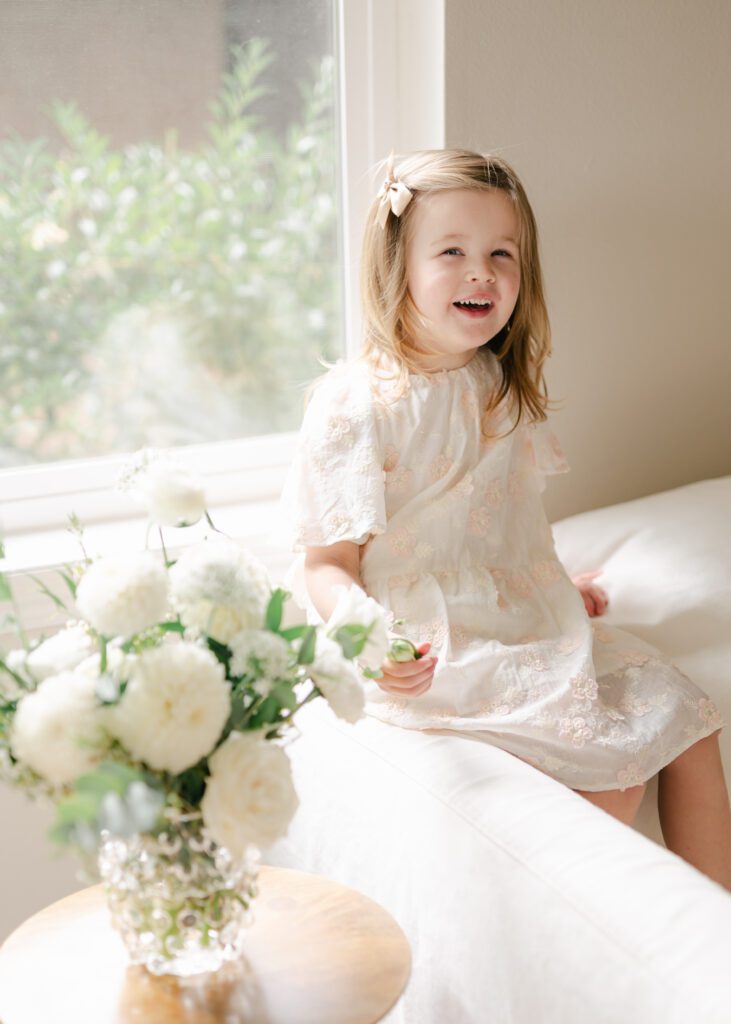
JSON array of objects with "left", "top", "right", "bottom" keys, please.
[
  {"left": 8, "top": 590, "right": 29, "bottom": 651},
  {"left": 280, "top": 684, "right": 319, "bottom": 724},
  {"left": 241, "top": 689, "right": 269, "bottom": 725},
  {"left": 204, "top": 510, "right": 230, "bottom": 538},
  {"left": 0, "top": 656, "right": 31, "bottom": 691},
  {"left": 158, "top": 527, "right": 169, "bottom": 567}
]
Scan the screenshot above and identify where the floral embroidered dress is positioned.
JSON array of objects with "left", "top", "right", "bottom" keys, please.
[{"left": 279, "top": 348, "right": 724, "bottom": 791}]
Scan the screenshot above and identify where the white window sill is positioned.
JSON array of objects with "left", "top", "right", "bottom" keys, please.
[{"left": 1, "top": 494, "right": 299, "bottom": 646}]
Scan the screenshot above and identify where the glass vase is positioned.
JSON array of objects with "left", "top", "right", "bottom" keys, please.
[{"left": 97, "top": 811, "right": 260, "bottom": 976}]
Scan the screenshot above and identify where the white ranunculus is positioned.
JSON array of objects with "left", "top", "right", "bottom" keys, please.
[
  {"left": 10, "top": 671, "right": 107, "bottom": 787},
  {"left": 26, "top": 623, "right": 95, "bottom": 682},
  {"left": 117, "top": 450, "right": 206, "bottom": 527},
  {"left": 106, "top": 642, "right": 229, "bottom": 773},
  {"left": 326, "top": 584, "right": 391, "bottom": 671},
  {"left": 201, "top": 731, "right": 299, "bottom": 856},
  {"left": 309, "top": 635, "right": 366, "bottom": 724},
  {"left": 168, "top": 539, "right": 271, "bottom": 646},
  {"left": 75, "top": 552, "right": 169, "bottom": 638}
]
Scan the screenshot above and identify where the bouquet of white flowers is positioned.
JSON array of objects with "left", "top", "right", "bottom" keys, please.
[{"left": 0, "top": 450, "right": 410, "bottom": 974}]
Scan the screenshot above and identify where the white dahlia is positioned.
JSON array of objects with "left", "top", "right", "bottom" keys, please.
[
  {"left": 168, "top": 539, "right": 271, "bottom": 645},
  {"left": 107, "top": 642, "right": 230, "bottom": 773},
  {"left": 10, "top": 670, "right": 107, "bottom": 787},
  {"left": 201, "top": 730, "right": 299, "bottom": 856},
  {"left": 75, "top": 552, "right": 169, "bottom": 637},
  {"left": 310, "top": 635, "right": 366, "bottom": 724}
]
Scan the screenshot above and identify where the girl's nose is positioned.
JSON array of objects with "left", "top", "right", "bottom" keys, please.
[{"left": 467, "top": 261, "right": 496, "bottom": 283}]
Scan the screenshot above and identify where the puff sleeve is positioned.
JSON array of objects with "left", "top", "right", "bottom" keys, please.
[
  {"left": 520, "top": 418, "right": 571, "bottom": 493},
  {"left": 279, "top": 369, "right": 387, "bottom": 551}
]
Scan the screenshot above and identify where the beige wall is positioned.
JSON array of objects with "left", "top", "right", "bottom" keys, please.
[
  {"left": 0, "top": 0, "right": 224, "bottom": 148},
  {"left": 445, "top": 0, "right": 731, "bottom": 522}
]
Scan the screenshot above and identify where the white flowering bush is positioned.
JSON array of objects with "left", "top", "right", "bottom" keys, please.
[{"left": 0, "top": 452, "right": 413, "bottom": 867}]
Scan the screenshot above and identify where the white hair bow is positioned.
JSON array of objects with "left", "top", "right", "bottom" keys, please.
[{"left": 375, "top": 152, "right": 413, "bottom": 229}]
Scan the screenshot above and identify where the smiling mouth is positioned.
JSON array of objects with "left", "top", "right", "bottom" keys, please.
[
  {"left": 453, "top": 300, "right": 494, "bottom": 318},
  {"left": 454, "top": 300, "right": 493, "bottom": 310}
]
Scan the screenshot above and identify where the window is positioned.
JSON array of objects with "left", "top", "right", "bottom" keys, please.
[
  {"left": 0, "top": 0, "right": 443, "bottom": 592},
  {"left": 0, "top": 0, "right": 342, "bottom": 475}
]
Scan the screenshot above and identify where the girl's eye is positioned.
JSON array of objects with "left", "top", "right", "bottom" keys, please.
[{"left": 441, "top": 248, "right": 514, "bottom": 258}]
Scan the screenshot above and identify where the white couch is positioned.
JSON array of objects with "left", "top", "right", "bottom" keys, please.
[{"left": 266, "top": 474, "right": 731, "bottom": 1023}]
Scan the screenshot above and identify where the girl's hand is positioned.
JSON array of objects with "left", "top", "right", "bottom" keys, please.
[
  {"left": 571, "top": 569, "right": 609, "bottom": 618},
  {"left": 373, "top": 641, "right": 436, "bottom": 697}
]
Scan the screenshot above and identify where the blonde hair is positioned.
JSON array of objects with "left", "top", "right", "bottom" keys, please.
[{"left": 358, "top": 147, "right": 562, "bottom": 441}]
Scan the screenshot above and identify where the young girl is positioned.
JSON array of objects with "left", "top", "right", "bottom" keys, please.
[{"left": 280, "top": 148, "right": 731, "bottom": 890}]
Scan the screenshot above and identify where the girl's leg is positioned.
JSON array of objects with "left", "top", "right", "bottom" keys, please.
[
  {"left": 657, "top": 729, "right": 731, "bottom": 892},
  {"left": 573, "top": 784, "right": 647, "bottom": 826}
]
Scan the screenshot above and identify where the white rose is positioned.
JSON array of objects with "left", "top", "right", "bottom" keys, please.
[
  {"left": 169, "top": 539, "right": 271, "bottom": 645},
  {"left": 107, "top": 642, "right": 229, "bottom": 773},
  {"left": 117, "top": 450, "right": 206, "bottom": 527},
  {"left": 26, "top": 623, "right": 95, "bottom": 682},
  {"left": 309, "top": 635, "right": 365, "bottom": 724},
  {"left": 201, "top": 731, "right": 299, "bottom": 856},
  {"left": 326, "top": 584, "right": 391, "bottom": 671},
  {"left": 75, "top": 552, "right": 169, "bottom": 637},
  {"left": 11, "top": 671, "right": 106, "bottom": 786}
]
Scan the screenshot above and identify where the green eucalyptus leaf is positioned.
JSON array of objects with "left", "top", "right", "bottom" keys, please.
[
  {"left": 278, "top": 625, "right": 308, "bottom": 641},
  {"left": 265, "top": 588, "right": 287, "bottom": 632},
  {"left": 159, "top": 620, "right": 185, "bottom": 634},
  {"left": 270, "top": 681, "right": 298, "bottom": 711},
  {"left": 0, "top": 574, "right": 12, "bottom": 603},
  {"left": 297, "top": 626, "right": 317, "bottom": 666},
  {"left": 55, "top": 791, "right": 100, "bottom": 825},
  {"left": 58, "top": 570, "right": 78, "bottom": 599}
]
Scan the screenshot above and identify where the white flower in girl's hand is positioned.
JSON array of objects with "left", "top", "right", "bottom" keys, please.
[
  {"left": 116, "top": 449, "right": 207, "bottom": 528},
  {"left": 326, "top": 583, "right": 391, "bottom": 671},
  {"left": 310, "top": 635, "right": 366, "bottom": 724}
]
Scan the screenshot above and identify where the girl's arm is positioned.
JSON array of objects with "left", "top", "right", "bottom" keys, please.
[
  {"left": 304, "top": 540, "right": 363, "bottom": 622},
  {"left": 304, "top": 540, "right": 437, "bottom": 697}
]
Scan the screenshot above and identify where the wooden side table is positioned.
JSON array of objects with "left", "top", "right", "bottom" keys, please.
[{"left": 0, "top": 864, "right": 411, "bottom": 1024}]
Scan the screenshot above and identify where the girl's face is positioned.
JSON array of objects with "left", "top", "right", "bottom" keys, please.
[{"left": 404, "top": 188, "right": 521, "bottom": 370}]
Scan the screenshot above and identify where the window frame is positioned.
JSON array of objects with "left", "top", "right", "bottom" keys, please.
[{"left": 1, "top": 0, "right": 444, "bottom": 627}]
